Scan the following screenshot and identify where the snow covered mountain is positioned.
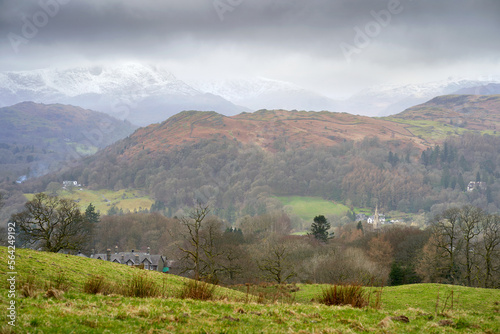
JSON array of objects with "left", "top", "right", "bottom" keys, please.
[
  {"left": 341, "top": 78, "right": 500, "bottom": 116},
  {"left": 454, "top": 83, "right": 500, "bottom": 95},
  {"left": 193, "top": 77, "right": 339, "bottom": 112},
  {"left": 2, "top": 63, "right": 499, "bottom": 122},
  {"left": 0, "top": 64, "right": 248, "bottom": 126},
  {"left": 195, "top": 76, "right": 500, "bottom": 117}
]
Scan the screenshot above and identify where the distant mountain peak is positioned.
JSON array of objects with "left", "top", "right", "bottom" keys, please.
[
  {"left": 0, "top": 64, "right": 247, "bottom": 126},
  {"left": 192, "top": 77, "right": 338, "bottom": 111}
]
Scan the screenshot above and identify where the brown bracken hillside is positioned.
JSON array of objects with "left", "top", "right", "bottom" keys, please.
[{"left": 118, "top": 94, "right": 500, "bottom": 158}]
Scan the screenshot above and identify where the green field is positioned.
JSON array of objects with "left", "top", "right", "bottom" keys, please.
[
  {"left": 384, "top": 117, "right": 466, "bottom": 140},
  {"left": 276, "top": 196, "right": 351, "bottom": 222},
  {"left": 26, "top": 189, "right": 155, "bottom": 214},
  {"left": 382, "top": 117, "right": 497, "bottom": 141},
  {"left": 1, "top": 247, "right": 499, "bottom": 333}
]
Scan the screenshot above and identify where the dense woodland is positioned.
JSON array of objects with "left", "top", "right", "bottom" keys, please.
[{"left": 20, "top": 132, "right": 500, "bottom": 223}]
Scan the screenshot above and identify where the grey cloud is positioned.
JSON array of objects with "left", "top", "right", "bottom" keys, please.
[{"left": 0, "top": 0, "right": 499, "bottom": 96}]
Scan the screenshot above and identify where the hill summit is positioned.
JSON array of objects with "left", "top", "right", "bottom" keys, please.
[{"left": 120, "top": 109, "right": 425, "bottom": 158}]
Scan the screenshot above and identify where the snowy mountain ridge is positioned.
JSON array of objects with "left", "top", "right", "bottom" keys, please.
[
  {"left": 193, "top": 77, "right": 339, "bottom": 111},
  {"left": 0, "top": 63, "right": 198, "bottom": 98},
  {"left": 0, "top": 63, "right": 247, "bottom": 126},
  {"left": 1, "top": 63, "right": 499, "bottom": 122}
]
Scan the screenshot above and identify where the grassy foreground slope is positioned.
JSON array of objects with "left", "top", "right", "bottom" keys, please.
[{"left": 1, "top": 248, "right": 499, "bottom": 333}]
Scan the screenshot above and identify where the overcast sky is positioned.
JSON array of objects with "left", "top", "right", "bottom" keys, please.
[{"left": 1, "top": 0, "right": 499, "bottom": 98}]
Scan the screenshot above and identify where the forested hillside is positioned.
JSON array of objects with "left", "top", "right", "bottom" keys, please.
[
  {"left": 0, "top": 102, "right": 136, "bottom": 181},
  {"left": 24, "top": 132, "right": 500, "bottom": 222}
]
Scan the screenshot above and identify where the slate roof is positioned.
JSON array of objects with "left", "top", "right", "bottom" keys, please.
[{"left": 91, "top": 250, "right": 166, "bottom": 269}]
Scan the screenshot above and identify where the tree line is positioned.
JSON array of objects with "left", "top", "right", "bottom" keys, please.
[{"left": 5, "top": 194, "right": 499, "bottom": 288}]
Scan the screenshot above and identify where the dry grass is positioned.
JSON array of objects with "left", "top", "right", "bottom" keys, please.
[
  {"left": 123, "top": 272, "right": 162, "bottom": 298},
  {"left": 45, "top": 288, "right": 64, "bottom": 299},
  {"left": 0, "top": 325, "right": 16, "bottom": 334},
  {"left": 83, "top": 275, "right": 107, "bottom": 295},
  {"left": 179, "top": 280, "right": 215, "bottom": 301},
  {"left": 20, "top": 274, "right": 38, "bottom": 298},
  {"left": 318, "top": 284, "right": 368, "bottom": 308}
]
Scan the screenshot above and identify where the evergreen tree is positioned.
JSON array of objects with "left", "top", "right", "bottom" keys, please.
[
  {"left": 310, "top": 215, "right": 331, "bottom": 242},
  {"left": 85, "top": 203, "right": 100, "bottom": 225},
  {"left": 457, "top": 173, "right": 466, "bottom": 191},
  {"left": 441, "top": 168, "right": 450, "bottom": 188}
]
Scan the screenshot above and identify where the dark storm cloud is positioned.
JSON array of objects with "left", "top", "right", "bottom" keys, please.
[
  {"left": 2, "top": 0, "right": 499, "bottom": 56},
  {"left": 0, "top": 0, "right": 499, "bottom": 95}
]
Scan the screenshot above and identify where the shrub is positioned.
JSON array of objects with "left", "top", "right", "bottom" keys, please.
[
  {"left": 124, "top": 272, "right": 160, "bottom": 298},
  {"left": 179, "top": 280, "right": 215, "bottom": 301},
  {"left": 318, "top": 284, "right": 368, "bottom": 308},
  {"left": 83, "top": 275, "right": 106, "bottom": 294}
]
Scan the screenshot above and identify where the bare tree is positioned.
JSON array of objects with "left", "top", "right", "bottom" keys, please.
[
  {"left": 258, "top": 242, "right": 296, "bottom": 284},
  {"left": 221, "top": 246, "right": 244, "bottom": 282},
  {"left": 459, "top": 206, "right": 483, "bottom": 286},
  {"left": 199, "top": 218, "right": 225, "bottom": 284},
  {"left": 432, "top": 207, "right": 462, "bottom": 284},
  {"left": 480, "top": 214, "right": 500, "bottom": 288},
  {"left": 178, "top": 203, "right": 210, "bottom": 280},
  {"left": 13, "top": 193, "right": 92, "bottom": 253}
]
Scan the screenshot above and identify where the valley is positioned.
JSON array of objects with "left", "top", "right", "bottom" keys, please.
[{"left": 2, "top": 2, "right": 500, "bottom": 333}]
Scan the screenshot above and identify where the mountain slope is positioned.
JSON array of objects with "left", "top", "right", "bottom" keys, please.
[
  {"left": 120, "top": 93, "right": 500, "bottom": 158},
  {"left": 121, "top": 109, "right": 428, "bottom": 159},
  {"left": 0, "top": 102, "right": 136, "bottom": 181},
  {"left": 393, "top": 95, "right": 500, "bottom": 131},
  {"left": 0, "top": 64, "right": 249, "bottom": 126}
]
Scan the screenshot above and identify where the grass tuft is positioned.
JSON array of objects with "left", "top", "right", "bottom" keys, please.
[
  {"left": 20, "top": 273, "right": 38, "bottom": 298},
  {"left": 179, "top": 280, "right": 215, "bottom": 301},
  {"left": 123, "top": 272, "right": 161, "bottom": 298},
  {"left": 45, "top": 287, "right": 63, "bottom": 299},
  {"left": 0, "top": 325, "right": 16, "bottom": 334},
  {"left": 318, "top": 284, "right": 368, "bottom": 308},
  {"left": 83, "top": 274, "right": 106, "bottom": 295}
]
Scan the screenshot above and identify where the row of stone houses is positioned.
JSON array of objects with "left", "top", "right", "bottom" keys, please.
[{"left": 90, "top": 247, "right": 169, "bottom": 272}]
